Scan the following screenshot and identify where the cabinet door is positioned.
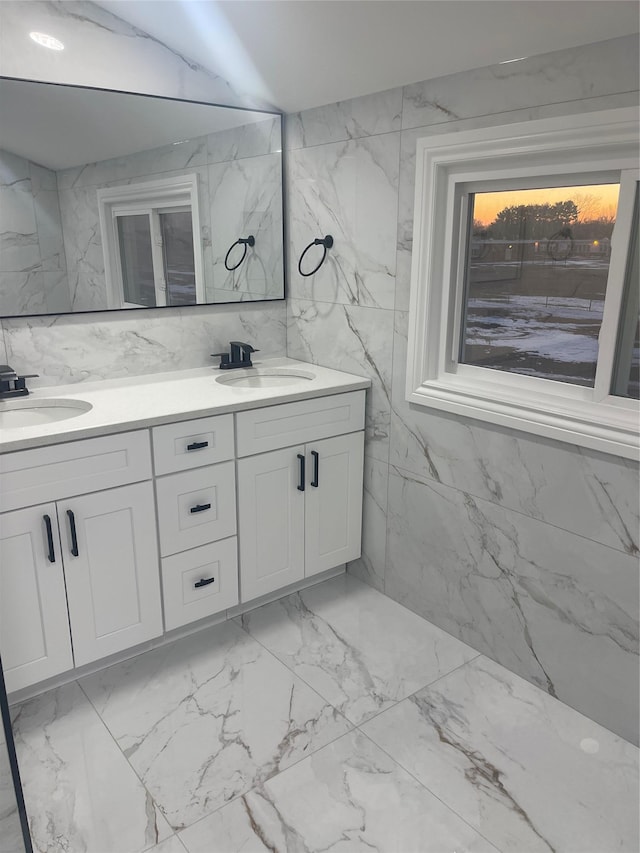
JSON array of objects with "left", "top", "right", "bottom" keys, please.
[
  {"left": 237, "top": 446, "right": 305, "bottom": 603},
  {"left": 59, "top": 482, "right": 162, "bottom": 667},
  {"left": 0, "top": 504, "right": 73, "bottom": 693},
  {"left": 305, "top": 431, "right": 364, "bottom": 577}
]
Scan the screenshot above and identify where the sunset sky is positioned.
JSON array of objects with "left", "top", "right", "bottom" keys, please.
[{"left": 473, "top": 183, "right": 620, "bottom": 226}]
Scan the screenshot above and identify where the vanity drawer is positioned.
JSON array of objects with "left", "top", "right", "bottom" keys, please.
[
  {"left": 161, "top": 537, "right": 238, "bottom": 631},
  {"left": 235, "top": 391, "right": 366, "bottom": 457},
  {"left": 0, "top": 430, "right": 152, "bottom": 513},
  {"left": 152, "top": 414, "right": 234, "bottom": 475},
  {"left": 155, "top": 462, "right": 236, "bottom": 556}
]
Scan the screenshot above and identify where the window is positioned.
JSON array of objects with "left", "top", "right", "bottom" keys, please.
[
  {"left": 406, "top": 108, "right": 639, "bottom": 459},
  {"left": 98, "top": 175, "right": 203, "bottom": 309}
]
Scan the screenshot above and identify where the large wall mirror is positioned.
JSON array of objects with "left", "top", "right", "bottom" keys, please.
[{"left": 0, "top": 78, "right": 285, "bottom": 318}]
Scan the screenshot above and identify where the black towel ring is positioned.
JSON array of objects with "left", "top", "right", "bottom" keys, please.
[
  {"left": 298, "top": 235, "right": 334, "bottom": 277},
  {"left": 224, "top": 235, "right": 255, "bottom": 271},
  {"left": 546, "top": 228, "right": 574, "bottom": 261}
]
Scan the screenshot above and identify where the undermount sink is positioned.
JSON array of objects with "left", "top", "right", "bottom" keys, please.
[
  {"left": 215, "top": 367, "right": 316, "bottom": 389},
  {"left": 0, "top": 398, "right": 92, "bottom": 429}
]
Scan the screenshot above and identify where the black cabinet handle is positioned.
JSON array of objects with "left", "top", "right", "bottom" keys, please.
[
  {"left": 187, "top": 441, "right": 208, "bottom": 451},
  {"left": 43, "top": 514, "right": 56, "bottom": 563},
  {"left": 190, "top": 503, "right": 211, "bottom": 514},
  {"left": 311, "top": 451, "right": 319, "bottom": 488},
  {"left": 66, "top": 509, "right": 79, "bottom": 557},
  {"left": 194, "top": 577, "right": 215, "bottom": 588},
  {"left": 297, "top": 453, "right": 305, "bottom": 491}
]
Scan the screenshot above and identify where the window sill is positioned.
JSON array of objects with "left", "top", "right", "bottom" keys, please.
[{"left": 408, "top": 378, "right": 639, "bottom": 459}]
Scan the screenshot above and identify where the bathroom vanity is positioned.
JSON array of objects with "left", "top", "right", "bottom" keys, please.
[{"left": 0, "top": 360, "right": 369, "bottom": 696}]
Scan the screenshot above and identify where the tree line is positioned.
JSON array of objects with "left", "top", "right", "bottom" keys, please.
[{"left": 474, "top": 194, "right": 616, "bottom": 241}]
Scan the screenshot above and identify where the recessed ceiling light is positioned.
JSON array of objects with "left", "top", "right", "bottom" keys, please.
[
  {"left": 499, "top": 56, "right": 528, "bottom": 65},
  {"left": 29, "top": 32, "right": 65, "bottom": 51}
]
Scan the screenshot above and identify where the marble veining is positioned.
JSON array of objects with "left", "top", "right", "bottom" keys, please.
[
  {"left": 8, "top": 574, "right": 639, "bottom": 852},
  {"left": 207, "top": 117, "right": 281, "bottom": 165},
  {"left": 79, "top": 620, "right": 351, "bottom": 830},
  {"left": 205, "top": 153, "right": 283, "bottom": 301},
  {"left": 362, "top": 656, "right": 639, "bottom": 853},
  {"left": 401, "top": 35, "right": 640, "bottom": 131},
  {"left": 0, "top": 1, "right": 261, "bottom": 109},
  {"left": 179, "top": 731, "right": 498, "bottom": 853},
  {"left": 1, "top": 302, "right": 286, "bottom": 387},
  {"left": 287, "top": 135, "right": 399, "bottom": 311},
  {"left": 390, "top": 312, "right": 639, "bottom": 556},
  {"left": 287, "top": 299, "right": 393, "bottom": 463},
  {"left": 238, "top": 574, "right": 479, "bottom": 726},
  {"left": 286, "top": 88, "right": 402, "bottom": 150},
  {"left": 385, "top": 468, "right": 640, "bottom": 745},
  {"left": 345, "top": 455, "right": 389, "bottom": 592},
  {"left": 10, "top": 681, "right": 173, "bottom": 852}
]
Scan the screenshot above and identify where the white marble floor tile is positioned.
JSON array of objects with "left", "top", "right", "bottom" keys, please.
[
  {"left": 80, "top": 620, "right": 351, "bottom": 832},
  {"left": 238, "top": 574, "right": 479, "bottom": 725},
  {"left": 179, "top": 729, "right": 498, "bottom": 853},
  {"left": 362, "top": 655, "right": 640, "bottom": 853},
  {"left": 10, "top": 681, "right": 173, "bottom": 853},
  {"left": 0, "top": 754, "right": 23, "bottom": 853}
]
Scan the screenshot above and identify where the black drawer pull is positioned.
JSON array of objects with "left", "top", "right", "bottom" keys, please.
[
  {"left": 190, "top": 503, "right": 211, "bottom": 514},
  {"left": 311, "top": 450, "right": 319, "bottom": 488},
  {"left": 194, "top": 577, "right": 215, "bottom": 588},
  {"left": 297, "top": 453, "right": 305, "bottom": 491},
  {"left": 66, "top": 509, "right": 79, "bottom": 557},
  {"left": 187, "top": 440, "right": 209, "bottom": 451},
  {"left": 43, "top": 514, "right": 56, "bottom": 563}
]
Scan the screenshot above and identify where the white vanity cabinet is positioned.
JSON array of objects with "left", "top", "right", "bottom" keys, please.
[
  {"left": 152, "top": 414, "right": 239, "bottom": 631},
  {"left": 0, "top": 431, "right": 163, "bottom": 693},
  {"left": 0, "top": 363, "right": 370, "bottom": 696},
  {"left": 236, "top": 392, "right": 365, "bottom": 603}
]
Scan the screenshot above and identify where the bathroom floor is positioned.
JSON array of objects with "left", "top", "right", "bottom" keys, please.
[{"left": 7, "top": 574, "right": 639, "bottom": 853}]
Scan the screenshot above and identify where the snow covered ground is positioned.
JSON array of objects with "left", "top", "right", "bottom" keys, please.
[{"left": 463, "top": 295, "right": 638, "bottom": 396}]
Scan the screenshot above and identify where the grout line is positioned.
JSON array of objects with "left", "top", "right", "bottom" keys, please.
[
  {"left": 233, "top": 605, "right": 356, "bottom": 731},
  {"left": 351, "top": 653, "right": 483, "bottom": 733},
  {"left": 387, "top": 458, "right": 637, "bottom": 558},
  {"left": 174, "top": 722, "right": 356, "bottom": 843},
  {"left": 76, "top": 679, "right": 174, "bottom": 848},
  {"left": 356, "top": 725, "right": 501, "bottom": 852},
  {"left": 399, "top": 88, "right": 640, "bottom": 134}
]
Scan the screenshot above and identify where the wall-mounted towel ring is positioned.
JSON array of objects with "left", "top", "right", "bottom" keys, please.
[
  {"left": 298, "top": 235, "right": 334, "bottom": 277},
  {"left": 224, "top": 235, "right": 255, "bottom": 271}
]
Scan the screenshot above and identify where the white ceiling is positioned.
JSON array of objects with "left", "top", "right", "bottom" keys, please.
[{"left": 97, "top": 0, "right": 639, "bottom": 113}]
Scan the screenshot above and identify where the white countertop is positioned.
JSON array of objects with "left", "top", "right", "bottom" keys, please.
[{"left": 0, "top": 358, "right": 370, "bottom": 453}]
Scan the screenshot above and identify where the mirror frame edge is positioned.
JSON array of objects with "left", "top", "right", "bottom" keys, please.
[
  {"left": 0, "top": 655, "right": 33, "bottom": 853},
  {"left": 0, "top": 74, "right": 288, "bottom": 321}
]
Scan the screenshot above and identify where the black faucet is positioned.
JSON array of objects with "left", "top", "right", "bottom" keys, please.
[
  {"left": 211, "top": 342, "right": 259, "bottom": 370},
  {"left": 0, "top": 365, "right": 39, "bottom": 399}
]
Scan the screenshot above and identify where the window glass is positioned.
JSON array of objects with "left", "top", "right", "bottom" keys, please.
[
  {"left": 117, "top": 215, "right": 156, "bottom": 307},
  {"left": 160, "top": 211, "right": 196, "bottom": 307},
  {"left": 459, "top": 183, "right": 620, "bottom": 387}
]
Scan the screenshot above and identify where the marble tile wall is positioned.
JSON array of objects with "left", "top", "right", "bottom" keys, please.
[
  {"left": 285, "top": 34, "right": 640, "bottom": 745},
  {"left": 0, "top": 1, "right": 287, "bottom": 382},
  {"left": 54, "top": 117, "right": 282, "bottom": 311},
  {"left": 0, "top": 150, "right": 70, "bottom": 316}
]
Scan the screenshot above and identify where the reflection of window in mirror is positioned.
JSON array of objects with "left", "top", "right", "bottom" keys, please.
[
  {"left": 98, "top": 175, "right": 204, "bottom": 309},
  {"left": 116, "top": 208, "right": 196, "bottom": 307}
]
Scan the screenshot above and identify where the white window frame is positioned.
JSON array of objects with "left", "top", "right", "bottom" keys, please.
[
  {"left": 406, "top": 107, "right": 639, "bottom": 460},
  {"left": 97, "top": 174, "right": 204, "bottom": 309}
]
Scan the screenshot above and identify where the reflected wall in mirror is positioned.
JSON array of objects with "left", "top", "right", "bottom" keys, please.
[{"left": 0, "top": 78, "right": 284, "bottom": 317}]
